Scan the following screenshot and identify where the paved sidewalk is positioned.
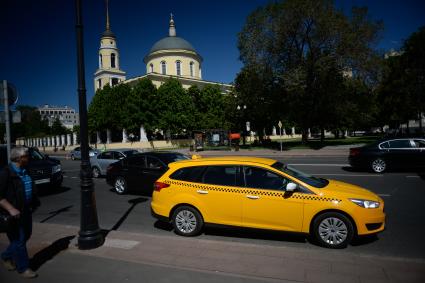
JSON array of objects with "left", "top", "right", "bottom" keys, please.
[{"left": 1, "top": 222, "right": 424, "bottom": 282}]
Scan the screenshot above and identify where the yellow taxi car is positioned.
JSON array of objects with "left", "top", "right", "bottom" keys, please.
[{"left": 151, "top": 156, "right": 385, "bottom": 248}]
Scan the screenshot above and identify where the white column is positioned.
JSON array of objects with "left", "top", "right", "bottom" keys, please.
[
  {"left": 96, "top": 131, "right": 101, "bottom": 144},
  {"left": 73, "top": 132, "right": 78, "bottom": 145},
  {"left": 56, "top": 136, "right": 61, "bottom": 146},
  {"left": 122, "top": 129, "right": 129, "bottom": 143},
  {"left": 308, "top": 128, "right": 311, "bottom": 138},
  {"left": 140, "top": 126, "right": 148, "bottom": 142},
  {"left": 106, "top": 129, "right": 112, "bottom": 144},
  {"left": 272, "top": 126, "right": 277, "bottom": 136},
  {"left": 67, "top": 134, "right": 72, "bottom": 145},
  {"left": 291, "top": 127, "right": 295, "bottom": 136},
  {"left": 61, "top": 135, "right": 66, "bottom": 146},
  {"left": 47, "top": 137, "right": 51, "bottom": 147},
  {"left": 283, "top": 128, "right": 286, "bottom": 136}
]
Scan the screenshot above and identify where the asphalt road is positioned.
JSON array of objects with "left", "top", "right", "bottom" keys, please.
[{"left": 32, "top": 155, "right": 425, "bottom": 260}]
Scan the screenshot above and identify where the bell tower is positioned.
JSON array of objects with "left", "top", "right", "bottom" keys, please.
[{"left": 94, "top": 0, "right": 126, "bottom": 92}]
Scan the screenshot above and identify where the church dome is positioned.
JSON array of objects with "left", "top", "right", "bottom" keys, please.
[{"left": 149, "top": 36, "right": 196, "bottom": 54}]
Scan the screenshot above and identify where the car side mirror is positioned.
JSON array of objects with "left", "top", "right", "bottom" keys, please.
[{"left": 285, "top": 182, "right": 298, "bottom": 192}]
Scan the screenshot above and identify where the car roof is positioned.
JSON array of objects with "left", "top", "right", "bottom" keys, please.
[
  {"left": 104, "top": 148, "right": 138, "bottom": 152},
  {"left": 170, "top": 156, "right": 277, "bottom": 166}
]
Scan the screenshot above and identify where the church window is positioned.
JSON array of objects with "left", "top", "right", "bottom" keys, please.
[
  {"left": 176, "top": 61, "right": 181, "bottom": 76},
  {"left": 190, "top": 62, "right": 194, "bottom": 77},
  {"left": 99, "top": 54, "right": 103, "bottom": 68},
  {"left": 150, "top": 63, "right": 154, "bottom": 73},
  {"left": 111, "top": 78, "right": 119, "bottom": 86},
  {"left": 161, "top": 61, "right": 167, "bottom": 75},
  {"left": 98, "top": 79, "right": 102, "bottom": 89},
  {"left": 111, "top": 53, "right": 116, "bottom": 68}
]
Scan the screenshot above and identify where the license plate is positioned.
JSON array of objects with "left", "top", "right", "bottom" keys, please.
[{"left": 35, "top": 178, "right": 50, "bottom": 185}]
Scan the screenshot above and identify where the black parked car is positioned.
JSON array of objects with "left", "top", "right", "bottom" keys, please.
[
  {"left": 106, "top": 151, "right": 189, "bottom": 195},
  {"left": 0, "top": 145, "right": 63, "bottom": 187},
  {"left": 349, "top": 138, "right": 425, "bottom": 173}
]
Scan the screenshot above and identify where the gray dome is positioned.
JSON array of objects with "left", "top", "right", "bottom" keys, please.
[{"left": 149, "top": 36, "right": 196, "bottom": 54}]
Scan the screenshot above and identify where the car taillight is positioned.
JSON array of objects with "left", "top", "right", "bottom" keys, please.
[
  {"left": 350, "top": 148, "right": 360, "bottom": 156},
  {"left": 154, "top": 181, "right": 170, "bottom": 192}
]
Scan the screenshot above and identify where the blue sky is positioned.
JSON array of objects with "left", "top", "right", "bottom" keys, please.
[{"left": 1, "top": 0, "right": 424, "bottom": 110}]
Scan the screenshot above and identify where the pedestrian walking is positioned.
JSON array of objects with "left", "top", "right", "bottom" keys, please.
[{"left": 0, "top": 147, "right": 40, "bottom": 278}]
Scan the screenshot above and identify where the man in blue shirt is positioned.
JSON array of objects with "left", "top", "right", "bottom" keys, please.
[{"left": 0, "top": 147, "right": 40, "bottom": 278}]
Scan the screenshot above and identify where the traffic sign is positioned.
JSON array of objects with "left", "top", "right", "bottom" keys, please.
[{"left": 0, "top": 81, "right": 18, "bottom": 106}]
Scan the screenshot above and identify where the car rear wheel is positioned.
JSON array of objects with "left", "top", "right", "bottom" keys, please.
[
  {"left": 92, "top": 167, "right": 101, "bottom": 178},
  {"left": 313, "top": 212, "right": 354, "bottom": 249},
  {"left": 172, "top": 206, "right": 203, "bottom": 237},
  {"left": 371, "top": 158, "right": 386, "bottom": 173},
  {"left": 114, "top": 176, "right": 127, "bottom": 195}
]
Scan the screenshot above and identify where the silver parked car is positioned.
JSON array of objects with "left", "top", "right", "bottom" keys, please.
[
  {"left": 70, "top": 146, "right": 100, "bottom": 160},
  {"left": 90, "top": 148, "right": 139, "bottom": 178}
]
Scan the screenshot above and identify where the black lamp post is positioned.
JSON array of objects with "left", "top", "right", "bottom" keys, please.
[{"left": 75, "top": 0, "right": 104, "bottom": 250}]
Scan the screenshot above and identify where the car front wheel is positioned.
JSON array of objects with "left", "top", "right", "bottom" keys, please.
[
  {"left": 313, "top": 212, "right": 354, "bottom": 249},
  {"left": 114, "top": 176, "right": 127, "bottom": 195},
  {"left": 371, "top": 158, "right": 386, "bottom": 173},
  {"left": 172, "top": 206, "right": 203, "bottom": 237}
]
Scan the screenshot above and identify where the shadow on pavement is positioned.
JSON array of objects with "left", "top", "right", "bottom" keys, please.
[
  {"left": 30, "top": 235, "right": 76, "bottom": 271},
  {"left": 102, "top": 197, "right": 148, "bottom": 238},
  {"left": 39, "top": 205, "right": 73, "bottom": 223},
  {"left": 38, "top": 186, "right": 71, "bottom": 197},
  {"left": 154, "top": 220, "right": 173, "bottom": 231},
  {"left": 351, "top": 234, "right": 379, "bottom": 246}
]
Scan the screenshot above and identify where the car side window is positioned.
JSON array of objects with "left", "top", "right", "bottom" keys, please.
[
  {"left": 146, "top": 156, "right": 164, "bottom": 170},
  {"left": 99, "top": 151, "right": 113, "bottom": 160},
  {"left": 170, "top": 166, "right": 207, "bottom": 182},
  {"left": 112, "top": 152, "right": 125, "bottom": 160},
  {"left": 379, "top": 142, "right": 389, "bottom": 149},
  {"left": 202, "top": 166, "right": 240, "bottom": 187},
  {"left": 126, "top": 155, "right": 146, "bottom": 167},
  {"left": 244, "top": 166, "right": 288, "bottom": 191},
  {"left": 389, "top": 140, "right": 413, "bottom": 149},
  {"left": 413, "top": 140, "right": 425, "bottom": 148}
]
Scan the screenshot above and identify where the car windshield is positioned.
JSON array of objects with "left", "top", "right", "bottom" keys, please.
[
  {"left": 271, "top": 162, "right": 329, "bottom": 188},
  {"left": 30, "top": 148, "right": 44, "bottom": 161},
  {"left": 162, "top": 153, "right": 190, "bottom": 164}
]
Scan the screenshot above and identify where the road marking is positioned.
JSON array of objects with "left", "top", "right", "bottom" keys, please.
[
  {"left": 313, "top": 174, "right": 383, "bottom": 177},
  {"left": 377, "top": 194, "right": 391, "bottom": 197},
  {"left": 289, "top": 163, "right": 349, "bottom": 167}
]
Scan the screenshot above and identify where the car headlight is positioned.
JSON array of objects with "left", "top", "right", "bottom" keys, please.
[
  {"left": 89, "top": 152, "right": 95, "bottom": 157},
  {"left": 52, "top": 165, "right": 61, "bottom": 174},
  {"left": 350, "top": 198, "right": 380, "bottom": 209}
]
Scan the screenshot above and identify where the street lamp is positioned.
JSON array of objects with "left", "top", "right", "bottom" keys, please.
[{"left": 75, "top": 0, "right": 104, "bottom": 250}]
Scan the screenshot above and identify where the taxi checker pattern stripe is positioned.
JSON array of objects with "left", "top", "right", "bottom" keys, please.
[{"left": 165, "top": 180, "right": 341, "bottom": 202}]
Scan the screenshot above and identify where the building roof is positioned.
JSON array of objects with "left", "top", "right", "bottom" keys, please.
[{"left": 149, "top": 36, "right": 196, "bottom": 54}]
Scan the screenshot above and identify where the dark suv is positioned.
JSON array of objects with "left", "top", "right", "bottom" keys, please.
[{"left": 0, "top": 145, "right": 63, "bottom": 188}]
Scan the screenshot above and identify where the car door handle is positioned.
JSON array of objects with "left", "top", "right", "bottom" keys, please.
[
  {"left": 246, "top": 195, "right": 260, "bottom": 200},
  {"left": 196, "top": 190, "right": 208, "bottom": 194}
]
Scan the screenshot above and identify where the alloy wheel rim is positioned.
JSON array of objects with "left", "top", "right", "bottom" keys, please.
[
  {"left": 115, "top": 178, "right": 125, "bottom": 193},
  {"left": 318, "top": 217, "right": 348, "bottom": 245},
  {"left": 372, "top": 159, "right": 386, "bottom": 172},
  {"left": 175, "top": 210, "right": 197, "bottom": 233}
]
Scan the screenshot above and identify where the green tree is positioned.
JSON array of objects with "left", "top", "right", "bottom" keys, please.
[
  {"left": 124, "top": 78, "right": 158, "bottom": 136},
  {"left": 50, "top": 117, "right": 69, "bottom": 135},
  {"left": 156, "top": 79, "right": 195, "bottom": 137},
  {"left": 237, "top": 0, "right": 383, "bottom": 142}
]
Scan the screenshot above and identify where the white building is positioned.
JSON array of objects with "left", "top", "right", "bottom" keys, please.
[{"left": 38, "top": 104, "right": 79, "bottom": 129}]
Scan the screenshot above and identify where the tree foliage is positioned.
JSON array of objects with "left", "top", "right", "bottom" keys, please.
[{"left": 237, "top": 0, "right": 383, "bottom": 142}]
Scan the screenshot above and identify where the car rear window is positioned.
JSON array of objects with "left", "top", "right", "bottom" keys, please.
[
  {"left": 161, "top": 153, "right": 190, "bottom": 164},
  {"left": 170, "top": 166, "right": 206, "bottom": 182}
]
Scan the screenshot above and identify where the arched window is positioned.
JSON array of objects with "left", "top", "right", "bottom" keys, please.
[
  {"left": 99, "top": 54, "right": 103, "bottom": 68},
  {"left": 98, "top": 79, "right": 102, "bottom": 89},
  {"left": 190, "top": 61, "right": 194, "bottom": 77},
  {"left": 111, "top": 53, "right": 116, "bottom": 68},
  {"left": 161, "top": 61, "right": 167, "bottom": 75},
  {"left": 176, "top": 61, "right": 181, "bottom": 76},
  {"left": 150, "top": 63, "right": 154, "bottom": 73}
]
